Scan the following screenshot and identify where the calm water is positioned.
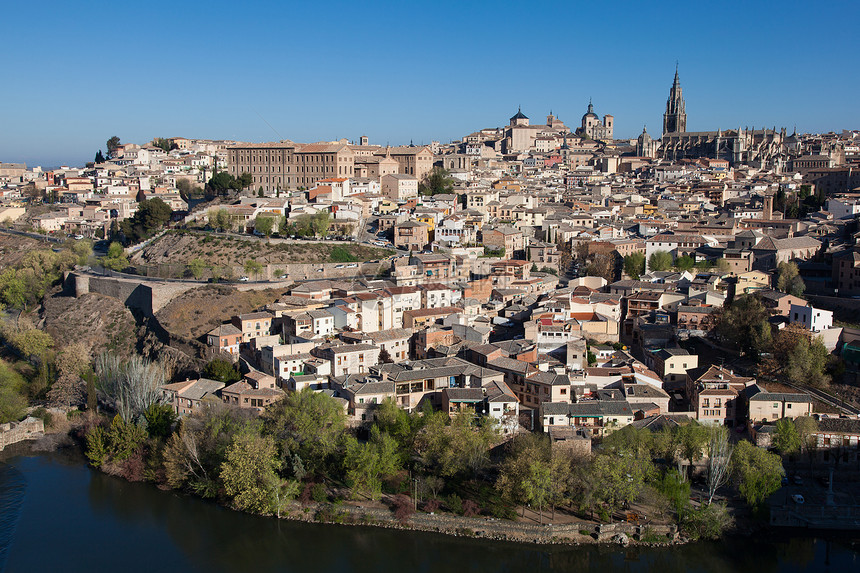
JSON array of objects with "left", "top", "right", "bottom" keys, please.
[{"left": 1, "top": 448, "right": 859, "bottom": 573}]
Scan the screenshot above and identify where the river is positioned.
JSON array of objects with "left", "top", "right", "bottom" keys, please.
[{"left": 1, "top": 448, "right": 858, "bottom": 573}]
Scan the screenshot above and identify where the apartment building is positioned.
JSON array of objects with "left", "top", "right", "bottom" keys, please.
[{"left": 226, "top": 141, "right": 355, "bottom": 192}]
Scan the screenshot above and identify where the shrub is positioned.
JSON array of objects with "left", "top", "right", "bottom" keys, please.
[
  {"left": 391, "top": 494, "right": 414, "bottom": 523},
  {"left": 312, "top": 482, "right": 328, "bottom": 503},
  {"left": 462, "top": 499, "right": 480, "bottom": 517},
  {"left": 423, "top": 498, "right": 441, "bottom": 513},
  {"left": 31, "top": 406, "right": 54, "bottom": 429},
  {"left": 445, "top": 493, "right": 463, "bottom": 515}
]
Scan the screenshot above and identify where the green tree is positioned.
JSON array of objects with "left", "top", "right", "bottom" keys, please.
[
  {"left": 0, "top": 269, "right": 28, "bottom": 309},
  {"left": 731, "top": 440, "right": 784, "bottom": 509},
  {"left": 648, "top": 250, "right": 673, "bottom": 272},
  {"left": 677, "top": 423, "right": 710, "bottom": 479},
  {"left": 244, "top": 259, "right": 263, "bottom": 279},
  {"left": 106, "top": 136, "right": 121, "bottom": 159},
  {"left": 206, "top": 172, "right": 237, "bottom": 197},
  {"left": 237, "top": 173, "right": 253, "bottom": 189},
  {"left": 120, "top": 198, "right": 172, "bottom": 243},
  {"left": 188, "top": 258, "right": 207, "bottom": 280},
  {"left": 312, "top": 211, "right": 331, "bottom": 238},
  {"left": 655, "top": 468, "right": 690, "bottom": 515},
  {"left": 220, "top": 428, "right": 281, "bottom": 514},
  {"left": 101, "top": 242, "right": 129, "bottom": 271},
  {"left": 591, "top": 450, "right": 653, "bottom": 511},
  {"left": 773, "top": 418, "right": 801, "bottom": 455},
  {"left": 152, "top": 138, "right": 174, "bottom": 153},
  {"left": 143, "top": 403, "right": 177, "bottom": 439},
  {"left": 343, "top": 426, "right": 402, "bottom": 500},
  {"left": 716, "top": 295, "right": 772, "bottom": 357},
  {"left": 94, "top": 150, "right": 105, "bottom": 164},
  {"left": 623, "top": 252, "right": 646, "bottom": 279},
  {"left": 675, "top": 255, "right": 696, "bottom": 271},
  {"left": 776, "top": 261, "right": 805, "bottom": 297},
  {"left": 0, "top": 361, "right": 28, "bottom": 423},
  {"left": 262, "top": 388, "right": 347, "bottom": 474},
  {"left": 794, "top": 416, "right": 819, "bottom": 453},
  {"left": 202, "top": 358, "right": 241, "bottom": 383},
  {"left": 522, "top": 459, "right": 552, "bottom": 524},
  {"left": 419, "top": 167, "right": 455, "bottom": 196},
  {"left": 254, "top": 215, "right": 275, "bottom": 239}
]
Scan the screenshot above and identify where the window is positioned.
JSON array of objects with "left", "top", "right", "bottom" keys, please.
[{"left": 787, "top": 403, "right": 792, "bottom": 409}]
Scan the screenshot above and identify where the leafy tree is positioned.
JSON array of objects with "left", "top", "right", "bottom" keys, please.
[
  {"left": 731, "top": 440, "right": 784, "bottom": 509},
  {"left": 776, "top": 261, "right": 805, "bottom": 297},
  {"left": 206, "top": 172, "right": 237, "bottom": 197},
  {"left": 244, "top": 259, "right": 263, "bottom": 279},
  {"left": 773, "top": 418, "right": 801, "bottom": 455},
  {"left": 648, "top": 250, "right": 673, "bottom": 272},
  {"left": 120, "top": 198, "right": 172, "bottom": 243},
  {"left": 94, "top": 150, "right": 105, "bottom": 164},
  {"left": 794, "top": 416, "right": 819, "bottom": 453},
  {"left": 419, "top": 167, "right": 455, "bottom": 196},
  {"left": 623, "top": 252, "right": 646, "bottom": 279},
  {"left": 152, "top": 138, "right": 175, "bottom": 153},
  {"left": 677, "top": 422, "right": 710, "bottom": 479},
  {"left": 584, "top": 253, "right": 617, "bottom": 282},
  {"left": 262, "top": 388, "right": 347, "bottom": 474},
  {"left": 0, "top": 269, "right": 28, "bottom": 309},
  {"left": 236, "top": 173, "right": 253, "bottom": 190},
  {"left": 417, "top": 412, "right": 498, "bottom": 478},
  {"left": 202, "top": 358, "right": 241, "bottom": 383},
  {"left": 522, "top": 459, "right": 552, "bottom": 524},
  {"left": 254, "top": 215, "right": 275, "bottom": 239},
  {"left": 675, "top": 255, "right": 695, "bottom": 271},
  {"left": 95, "top": 353, "right": 166, "bottom": 422},
  {"left": 343, "top": 426, "right": 402, "bottom": 500},
  {"left": 208, "top": 208, "right": 232, "bottom": 232},
  {"left": 716, "top": 295, "right": 772, "bottom": 357},
  {"left": 188, "top": 258, "right": 207, "bottom": 280},
  {"left": 591, "top": 450, "right": 653, "bottom": 511},
  {"left": 101, "top": 242, "right": 129, "bottom": 271},
  {"left": 143, "top": 403, "right": 177, "bottom": 439},
  {"left": 312, "top": 211, "right": 331, "bottom": 238},
  {"left": 106, "top": 136, "right": 121, "bottom": 159},
  {"left": 0, "top": 361, "right": 28, "bottom": 423},
  {"left": 220, "top": 428, "right": 281, "bottom": 514},
  {"left": 683, "top": 502, "right": 733, "bottom": 540},
  {"left": 655, "top": 468, "right": 690, "bottom": 515}
]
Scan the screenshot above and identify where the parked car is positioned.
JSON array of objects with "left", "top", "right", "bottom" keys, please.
[
  {"left": 346, "top": 263, "right": 358, "bottom": 269},
  {"left": 793, "top": 476, "right": 804, "bottom": 486},
  {"left": 335, "top": 264, "right": 346, "bottom": 269},
  {"left": 277, "top": 274, "right": 288, "bottom": 279},
  {"left": 239, "top": 276, "right": 249, "bottom": 282},
  {"left": 792, "top": 494, "right": 804, "bottom": 504}
]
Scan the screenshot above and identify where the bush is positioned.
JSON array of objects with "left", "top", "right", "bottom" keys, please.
[
  {"left": 445, "top": 493, "right": 463, "bottom": 515},
  {"left": 462, "top": 499, "right": 480, "bottom": 517},
  {"left": 312, "top": 482, "right": 327, "bottom": 503},
  {"left": 682, "top": 502, "right": 733, "bottom": 540},
  {"left": 423, "top": 498, "right": 441, "bottom": 513},
  {"left": 31, "top": 406, "right": 54, "bottom": 429},
  {"left": 391, "top": 494, "right": 414, "bottom": 523}
]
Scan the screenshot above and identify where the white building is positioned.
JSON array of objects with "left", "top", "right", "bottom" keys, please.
[{"left": 789, "top": 304, "right": 833, "bottom": 333}]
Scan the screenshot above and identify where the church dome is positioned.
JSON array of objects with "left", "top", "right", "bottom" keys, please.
[
  {"left": 582, "top": 101, "right": 598, "bottom": 121},
  {"left": 638, "top": 126, "right": 651, "bottom": 143},
  {"left": 510, "top": 107, "right": 528, "bottom": 121}
]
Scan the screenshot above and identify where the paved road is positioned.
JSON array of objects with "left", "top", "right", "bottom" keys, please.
[{"left": 0, "top": 227, "right": 63, "bottom": 244}]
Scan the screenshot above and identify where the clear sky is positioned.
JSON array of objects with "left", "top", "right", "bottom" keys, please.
[{"left": 2, "top": 0, "right": 858, "bottom": 168}]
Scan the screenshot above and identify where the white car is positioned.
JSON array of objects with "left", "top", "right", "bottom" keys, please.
[
  {"left": 792, "top": 494, "right": 804, "bottom": 504},
  {"left": 346, "top": 263, "right": 358, "bottom": 269},
  {"left": 239, "top": 276, "right": 249, "bottom": 282},
  {"left": 335, "top": 264, "right": 346, "bottom": 269},
  {"left": 277, "top": 274, "right": 288, "bottom": 279}
]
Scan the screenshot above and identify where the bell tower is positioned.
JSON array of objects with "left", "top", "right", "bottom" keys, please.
[{"left": 662, "top": 64, "right": 687, "bottom": 135}]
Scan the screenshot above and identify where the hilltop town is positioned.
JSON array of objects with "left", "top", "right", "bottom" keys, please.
[{"left": 2, "top": 69, "right": 860, "bottom": 539}]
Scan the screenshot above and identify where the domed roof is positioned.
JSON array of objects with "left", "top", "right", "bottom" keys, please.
[
  {"left": 510, "top": 106, "right": 528, "bottom": 121},
  {"left": 582, "top": 100, "right": 598, "bottom": 120},
  {"left": 638, "top": 126, "right": 651, "bottom": 143}
]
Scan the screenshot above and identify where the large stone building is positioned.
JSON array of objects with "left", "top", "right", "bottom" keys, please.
[
  {"left": 579, "top": 100, "right": 613, "bottom": 141},
  {"left": 226, "top": 141, "right": 355, "bottom": 192},
  {"left": 658, "top": 67, "right": 787, "bottom": 167}
]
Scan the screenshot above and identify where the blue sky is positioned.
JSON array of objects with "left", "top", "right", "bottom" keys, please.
[{"left": 2, "top": 0, "right": 858, "bottom": 168}]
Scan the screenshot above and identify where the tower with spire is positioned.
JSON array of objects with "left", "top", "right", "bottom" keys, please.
[{"left": 662, "top": 64, "right": 687, "bottom": 135}]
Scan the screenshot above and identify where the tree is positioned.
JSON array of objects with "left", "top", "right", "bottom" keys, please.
[
  {"left": 648, "top": 250, "right": 673, "bottom": 272},
  {"left": 0, "top": 361, "right": 27, "bottom": 423},
  {"left": 312, "top": 211, "right": 331, "bottom": 238},
  {"left": 522, "top": 460, "right": 552, "bottom": 524},
  {"left": 262, "top": 388, "right": 347, "bottom": 474},
  {"left": 776, "top": 261, "right": 805, "bottom": 297},
  {"left": 706, "top": 426, "right": 733, "bottom": 504},
  {"left": 675, "top": 255, "right": 695, "bottom": 271},
  {"left": 378, "top": 348, "right": 393, "bottom": 363},
  {"left": 152, "top": 138, "right": 174, "bottom": 153},
  {"left": 591, "top": 450, "right": 653, "bottom": 512},
  {"left": 584, "top": 253, "right": 616, "bottom": 282},
  {"left": 677, "top": 422, "right": 710, "bottom": 480},
  {"left": 202, "top": 358, "right": 241, "bottom": 383},
  {"left": 220, "top": 428, "right": 282, "bottom": 514},
  {"left": 120, "top": 198, "right": 172, "bottom": 244},
  {"left": 419, "top": 167, "right": 455, "bottom": 196},
  {"left": 95, "top": 353, "right": 166, "bottom": 422},
  {"left": 208, "top": 208, "right": 232, "bottom": 232},
  {"left": 343, "top": 426, "right": 402, "bottom": 500},
  {"left": 237, "top": 173, "right": 253, "bottom": 190},
  {"left": 731, "top": 440, "right": 784, "bottom": 509},
  {"left": 244, "top": 259, "right": 263, "bottom": 279},
  {"left": 794, "top": 416, "right": 819, "bottom": 454},
  {"left": 716, "top": 295, "right": 772, "bottom": 357},
  {"left": 47, "top": 341, "right": 91, "bottom": 408},
  {"left": 106, "top": 136, "right": 121, "bottom": 159},
  {"left": 206, "top": 172, "right": 237, "bottom": 197},
  {"left": 773, "top": 418, "right": 802, "bottom": 455},
  {"left": 623, "top": 252, "right": 646, "bottom": 279},
  {"left": 94, "top": 150, "right": 105, "bottom": 164},
  {"left": 188, "top": 258, "right": 207, "bottom": 280},
  {"left": 143, "top": 403, "right": 177, "bottom": 439},
  {"left": 101, "top": 242, "right": 129, "bottom": 271},
  {"left": 254, "top": 215, "right": 275, "bottom": 239}
]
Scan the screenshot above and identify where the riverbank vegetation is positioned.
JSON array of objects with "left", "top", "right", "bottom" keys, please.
[{"left": 74, "top": 386, "right": 786, "bottom": 542}]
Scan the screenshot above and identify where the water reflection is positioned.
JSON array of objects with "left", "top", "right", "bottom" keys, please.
[{"left": 2, "top": 450, "right": 859, "bottom": 573}]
